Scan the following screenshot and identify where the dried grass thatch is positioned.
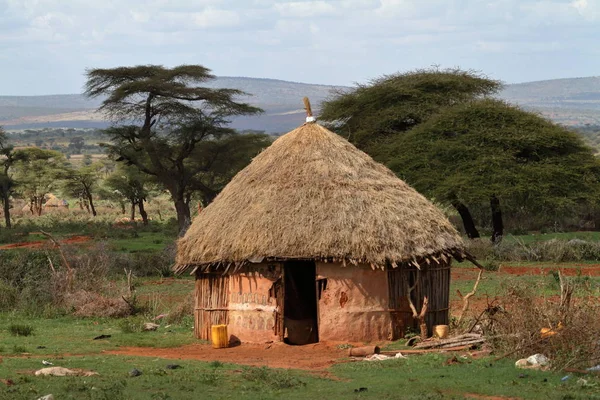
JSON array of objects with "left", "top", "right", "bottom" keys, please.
[
  {"left": 176, "top": 122, "right": 463, "bottom": 273},
  {"left": 44, "top": 194, "right": 68, "bottom": 208}
]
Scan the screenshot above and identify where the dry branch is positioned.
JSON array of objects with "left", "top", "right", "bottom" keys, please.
[
  {"left": 406, "top": 270, "right": 429, "bottom": 340},
  {"left": 415, "top": 333, "right": 484, "bottom": 349},
  {"left": 40, "top": 230, "right": 73, "bottom": 289},
  {"left": 456, "top": 268, "right": 483, "bottom": 325},
  {"left": 380, "top": 345, "right": 473, "bottom": 355}
]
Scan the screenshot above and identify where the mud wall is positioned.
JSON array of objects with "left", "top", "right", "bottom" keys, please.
[
  {"left": 227, "top": 264, "right": 281, "bottom": 343},
  {"left": 317, "top": 263, "right": 393, "bottom": 342}
]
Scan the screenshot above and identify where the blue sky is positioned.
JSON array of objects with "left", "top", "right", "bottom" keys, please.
[{"left": 1, "top": 0, "right": 599, "bottom": 95}]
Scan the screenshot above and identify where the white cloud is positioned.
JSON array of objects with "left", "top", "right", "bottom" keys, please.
[
  {"left": 571, "top": 0, "right": 588, "bottom": 12},
  {"left": 0, "top": 0, "right": 599, "bottom": 94},
  {"left": 275, "top": 1, "right": 337, "bottom": 18},
  {"left": 192, "top": 8, "right": 241, "bottom": 28}
]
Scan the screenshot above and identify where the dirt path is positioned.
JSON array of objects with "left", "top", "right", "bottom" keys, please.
[
  {"left": 106, "top": 342, "right": 348, "bottom": 370},
  {"left": 500, "top": 265, "right": 600, "bottom": 276},
  {"left": 0, "top": 235, "right": 91, "bottom": 250}
]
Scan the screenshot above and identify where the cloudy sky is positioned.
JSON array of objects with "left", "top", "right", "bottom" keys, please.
[{"left": 1, "top": 0, "right": 599, "bottom": 95}]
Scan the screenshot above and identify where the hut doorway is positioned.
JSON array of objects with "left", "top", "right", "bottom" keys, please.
[{"left": 283, "top": 261, "right": 319, "bottom": 345}]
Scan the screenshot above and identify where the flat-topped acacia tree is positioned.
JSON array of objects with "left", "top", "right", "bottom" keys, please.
[{"left": 85, "top": 65, "right": 263, "bottom": 232}]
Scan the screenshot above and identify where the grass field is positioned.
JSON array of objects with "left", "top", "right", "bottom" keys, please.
[
  {"left": 2, "top": 226, "right": 600, "bottom": 399},
  {"left": 1, "top": 342, "right": 598, "bottom": 399}
]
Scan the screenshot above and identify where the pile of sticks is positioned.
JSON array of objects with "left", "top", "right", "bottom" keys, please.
[{"left": 414, "top": 333, "right": 485, "bottom": 350}]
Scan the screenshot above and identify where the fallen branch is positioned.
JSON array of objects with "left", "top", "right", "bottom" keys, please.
[
  {"left": 415, "top": 333, "right": 484, "bottom": 349},
  {"left": 493, "top": 335, "right": 549, "bottom": 362},
  {"left": 380, "top": 345, "right": 474, "bottom": 355}
]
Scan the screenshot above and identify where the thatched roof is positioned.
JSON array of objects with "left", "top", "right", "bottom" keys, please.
[
  {"left": 176, "top": 122, "right": 464, "bottom": 273},
  {"left": 44, "top": 194, "right": 68, "bottom": 207}
]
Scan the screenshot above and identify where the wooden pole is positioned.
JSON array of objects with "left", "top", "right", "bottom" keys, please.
[{"left": 303, "top": 97, "right": 313, "bottom": 118}]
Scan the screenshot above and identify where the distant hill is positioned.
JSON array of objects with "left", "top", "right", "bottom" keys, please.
[
  {"left": 0, "top": 77, "right": 343, "bottom": 133},
  {"left": 498, "top": 76, "right": 600, "bottom": 125},
  {"left": 3, "top": 76, "right": 600, "bottom": 132}
]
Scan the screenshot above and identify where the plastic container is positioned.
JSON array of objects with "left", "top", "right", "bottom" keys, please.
[
  {"left": 211, "top": 324, "right": 228, "bottom": 349},
  {"left": 434, "top": 325, "right": 449, "bottom": 339}
]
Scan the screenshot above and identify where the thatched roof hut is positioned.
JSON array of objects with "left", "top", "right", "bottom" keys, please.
[
  {"left": 44, "top": 194, "right": 69, "bottom": 208},
  {"left": 176, "top": 106, "right": 465, "bottom": 345}
]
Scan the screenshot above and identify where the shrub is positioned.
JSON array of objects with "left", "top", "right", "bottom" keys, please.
[
  {"left": 465, "top": 237, "right": 600, "bottom": 263},
  {"left": 8, "top": 324, "right": 34, "bottom": 337},
  {"left": 12, "top": 345, "right": 28, "bottom": 353},
  {"left": 482, "top": 277, "right": 600, "bottom": 370},
  {"left": 241, "top": 366, "right": 306, "bottom": 389},
  {"left": 198, "top": 369, "right": 220, "bottom": 386},
  {"left": 118, "top": 316, "right": 146, "bottom": 333},
  {"left": 0, "top": 280, "right": 19, "bottom": 311},
  {"left": 165, "top": 292, "right": 194, "bottom": 325}
]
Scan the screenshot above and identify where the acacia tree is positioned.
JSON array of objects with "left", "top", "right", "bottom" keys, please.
[
  {"left": 62, "top": 162, "right": 103, "bottom": 216},
  {"left": 104, "top": 164, "right": 152, "bottom": 224},
  {"left": 12, "top": 148, "right": 66, "bottom": 216},
  {"left": 0, "top": 127, "right": 14, "bottom": 228},
  {"left": 182, "top": 132, "right": 273, "bottom": 205},
  {"left": 387, "top": 99, "right": 600, "bottom": 242},
  {"left": 85, "top": 65, "right": 262, "bottom": 232},
  {"left": 319, "top": 68, "right": 501, "bottom": 161}
]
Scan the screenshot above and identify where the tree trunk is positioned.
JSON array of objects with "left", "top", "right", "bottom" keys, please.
[
  {"left": 130, "top": 201, "right": 136, "bottom": 221},
  {"left": 138, "top": 199, "right": 148, "bottom": 225},
  {"left": 86, "top": 191, "right": 97, "bottom": 217},
  {"left": 451, "top": 201, "right": 480, "bottom": 239},
  {"left": 174, "top": 197, "right": 191, "bottom": 234},
  {"left": 2, "top": 194, "right": 10, "bottom": 228},
  {"left": 490, "top": 195, "right": 504, "bottom": 244},
  {"left": 35, "top": 196, "right": 43, "bottom": 216}
]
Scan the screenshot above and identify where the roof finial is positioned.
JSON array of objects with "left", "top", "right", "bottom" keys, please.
[{"left": 303, "top": 97, "right": 316, "bottom": 123}]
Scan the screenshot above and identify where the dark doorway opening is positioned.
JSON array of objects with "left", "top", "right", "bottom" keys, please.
[{"left": 284, "top": 261, "right": 319, "bottom": 345}]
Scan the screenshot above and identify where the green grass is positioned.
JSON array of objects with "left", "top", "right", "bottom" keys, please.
[
  {"left": 136, "top": 277, "right": 194, "bottom": 301},
  {"left": 0, "top": 314, "right": 195, "bottom": 356},
  {"left": 0, "top": 353, "right": 598, "bottom": 399},
  {"left": 108, "top": 232, "right": 175, "bottom": 253}
]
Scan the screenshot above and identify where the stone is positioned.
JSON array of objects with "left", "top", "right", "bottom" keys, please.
[{"left": 143, "top": 322, "right": 159, "bottom": 331}]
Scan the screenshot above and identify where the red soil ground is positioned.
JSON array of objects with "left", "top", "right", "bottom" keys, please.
[
  {"left": 106, "top": 341, "right": 348, "bottom": 371},
  {"left": 0, "top": 235, "right": 91, "bottom": 250},
  {"left": 500, "top": 265, "right": 600, "bottom": 276},
  {"left": 452, "top": 264, "right": 600, "bottom": 281}
]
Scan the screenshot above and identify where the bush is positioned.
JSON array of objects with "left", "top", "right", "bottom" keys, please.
[
  {"left": 241, "top": 366, "right": 306, "bottom": 389},
  {"left": 0, "top": 280, "right": 19, "bottom": 311},
  {"left": 465, "top": 237, "right": 600, "bottom": 263},
  {"left": 482, "top": 277, "right": 600, "bottom": 370},
  {"left": 119, "top": 316, "right": 146, "bottom": 333},
  {"left": 9, "top": 324, "right": 34, "bottom": 337}
]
